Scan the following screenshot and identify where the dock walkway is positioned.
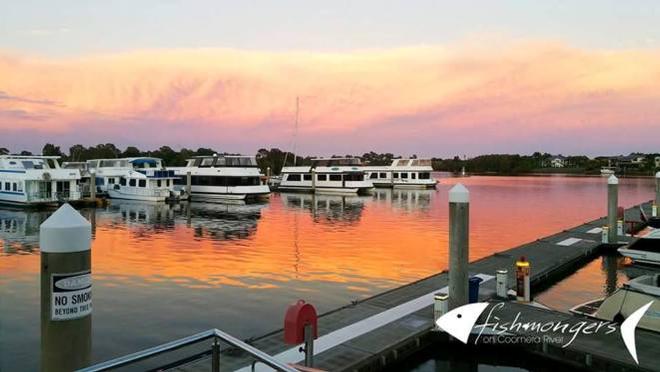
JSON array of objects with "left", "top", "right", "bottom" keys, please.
[{"left": 173, "top": 201, "right": 654, "bottom": 372}]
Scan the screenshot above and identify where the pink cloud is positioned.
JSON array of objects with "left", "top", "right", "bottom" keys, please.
[{"left": 1, "top": 41, "right": 659, "bottom": 155}]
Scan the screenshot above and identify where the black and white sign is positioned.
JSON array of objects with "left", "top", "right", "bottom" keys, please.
[{"left": 51, "top": 271, "right": 92, "bottom": 321}]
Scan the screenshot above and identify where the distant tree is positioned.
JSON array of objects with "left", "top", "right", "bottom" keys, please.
[
  {"left": 122, "top": 146, "right": 142, "bottom": 158},
  {"left": 0, "top": 147, "right": 9, "bottom": 155},
  {"left": 20, "top": 150, "right": 33, "bottom": 156},
  {"left": 42, "top": 143, "right": 64, "bottom": 157}
]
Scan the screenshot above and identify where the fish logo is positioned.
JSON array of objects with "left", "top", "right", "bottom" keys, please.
[
  {"left": 435, "top": 302, "right": 489, "bottom": 344},
  {"left": 436, "top": 301, "right": 654, "bottom": 364},
  {"left": 620, "top": 301, "right": 653, "bottom": 364}
]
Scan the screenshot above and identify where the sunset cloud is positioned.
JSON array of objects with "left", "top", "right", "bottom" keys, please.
[{"left": 1, "top": 41, "right": 659, "bottom": 156}]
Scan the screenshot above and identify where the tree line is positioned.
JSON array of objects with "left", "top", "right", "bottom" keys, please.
[{"left": 1, "top": 145, "right": 657, "bottom": 175}]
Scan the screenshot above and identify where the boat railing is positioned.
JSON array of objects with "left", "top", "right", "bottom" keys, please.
[{"left": 77, "top": 328, "right": 298, "bottom": 372}]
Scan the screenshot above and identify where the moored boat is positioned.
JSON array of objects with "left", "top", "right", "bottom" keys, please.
[
  {"left": 618, "top": 229, "right": 660, "bottom": 266},
  {"left": 170, "top": 155, "right": 270, "bottom": 202},
  {"left": 278, "top": 158, "right": 373, "bottom": 195},
  {"left": 363, "top": 159, "right": 437, "bottom": 189},
  {"left": 0, "top": 155, "right": 82, "bottom": 206}
]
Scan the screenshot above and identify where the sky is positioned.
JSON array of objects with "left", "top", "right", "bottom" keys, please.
[{"left": 1, "top": 0, "right": 660, "bottom": 157}]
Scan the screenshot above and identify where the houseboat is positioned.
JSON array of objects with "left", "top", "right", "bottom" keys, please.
[
  {"left": 363, "top": 159, "right": 437, "bottom": 188},
  {"left": 278, "top": 158, "right": 374, "bottom": 195},
  {"left": 170, "top": 155, "right": 270, "bottom": 202},
  {"left": 87, "top": 158, "right": 186, "bottom": 202},
  {"left": 0, "top": 155, "right": 82, "bottom": 206}
]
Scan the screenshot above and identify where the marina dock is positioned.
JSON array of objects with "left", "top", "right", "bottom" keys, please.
[{"left": 159, "top": 201, "right": 656, "bottom": 372}]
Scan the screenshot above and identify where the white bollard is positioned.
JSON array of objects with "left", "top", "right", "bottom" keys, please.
[
  {"left": 40, "top": 204, "right": 92, "bottom": 372},
  {"left": 448, "top": 184, "right": 469, "bottom": 310},
  {"left": 433, "top": 293, "right": 449, "bottom": 326},
  {"left": 496, "top": 269, "right": 508, "bottom": 299},
  {"left": 617, "top": 219, "right": 624, "bottom": 236},
  {"left": 601, "top": 226, "right": 609, "bottom": 244},
  {"left": 607, "top": 175, "right": 618, "bottom": 243}
]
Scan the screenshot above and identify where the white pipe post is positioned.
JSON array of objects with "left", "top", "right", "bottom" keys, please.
[
  {"left": 40, "top": 204, "right": 92, "bottom": 372},
  {"left": 186, "top": 171, "right": 192, "bottom": 198},
  {"left": 448, "top": 183, "right": 469, "bottom": 310},
  {"left": 496, "top": 269, "right": 508, "bottom": 299},
  {"left": 654, "top": 171, "right": 660, "bottom": 217},
  {"left": 89, "top": 171, "right": 96, "bottom": 200},
  {"left": 311, "top": 169, "right": 316, "bottom": 192},
  {"left": 607, "top": 175, "right": 618, "bottom": 243}
]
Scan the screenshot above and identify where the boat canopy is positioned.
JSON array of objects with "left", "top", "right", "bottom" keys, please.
[
  {"left": 310, "top": 158, "right": 363, "bottom": 167},
  {"left": 129, "top": 158, "right": 159, "bottom": 167}
]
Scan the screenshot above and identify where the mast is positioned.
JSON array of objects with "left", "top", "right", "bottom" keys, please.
[{"left": 293, "top": 96, "right": 299, "bottom": 167}]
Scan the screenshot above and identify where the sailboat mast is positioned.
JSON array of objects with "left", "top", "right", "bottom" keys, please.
[{"left": 292, "top": 96, "right": 299, "bottom": 167}]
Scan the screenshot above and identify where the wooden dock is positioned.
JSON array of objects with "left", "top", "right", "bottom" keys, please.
[{"left": 167, "top": 201, "right": 655, "bottom": 372}]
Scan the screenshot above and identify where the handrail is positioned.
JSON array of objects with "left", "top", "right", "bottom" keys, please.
[{"left": 77, "top": 328, "right": 298, "bottom": 372}]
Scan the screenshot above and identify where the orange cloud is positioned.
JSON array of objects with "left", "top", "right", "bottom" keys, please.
[{"left": 1, "top": 41, "right": 659, "bottom": 154}]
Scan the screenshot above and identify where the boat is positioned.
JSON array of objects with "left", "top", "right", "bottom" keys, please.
[
  {"left": 170, "top": 155, "right": 270, "bottom": 202},
  {"left": 87, "top": 158, "right": 186, "bottom": 202},
  {"left": 601, "top": 167, "right": 616, "bottom": 176},
  {"left": 618, "top": 228, "right": 660, "bottom": 266},
  {"left": 363, "top": 159, "right": 437, "bottom": 189},
  {"left": 278, "top": 158, "right": 374, "bottom": 195},
  {"left": 570, "top": 273, "right": 660, "bottom": 332},
  {"left": 0, "top": 155, "right": 82, "bottom": 206}
]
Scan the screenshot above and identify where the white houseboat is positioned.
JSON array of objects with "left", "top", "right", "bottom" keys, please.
[
  {"left": 87, "top": 158, "right": 186, "bottom": 202},
  {"left": 278, "top": 158, "right": 374, "bottom": 195},
  {"left": 0, "top": 155, "right": 82, "bottom": 206},
  {"left": 170, "top": 155, "right": 270, "bottom": 202},
  {"left": 363, "top": 159, "right": 437, "bottom": 188}
]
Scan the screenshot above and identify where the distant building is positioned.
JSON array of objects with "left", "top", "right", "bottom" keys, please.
[
  {"left": 612, "top": 153, "right": 647, "bottom": 168},
  {"left": 549, "top": 155, "right": 567, "bottom": 168}
]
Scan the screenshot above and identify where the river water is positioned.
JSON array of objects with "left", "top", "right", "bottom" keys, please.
[{"left": 0, "top": 174, "right": 655, "bottom": 371}]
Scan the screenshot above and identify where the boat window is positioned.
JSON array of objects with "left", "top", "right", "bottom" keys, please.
[
  {"left": 193, "top": 159, "right": 202, "bottom": 167},
  {"left": 369, "top": 173, "right": 378, "bottom": 179},
  {"left": 139, "top": 180, "right": 146, "bottom": 188},
  {"left": 9, "top": 161, "right": 16, "bottom": 165},
  {"left": 329, "top": 174, "right": 342, "bottom": 181},
  {"left": 419, "top": 172, "right": 431, "bottom": 179},
  {"left": 21, "top": 161, "right": 34, "bottom": 169},
  {"left": 16, "top": 182, "right": 22, "bottom": 192},
  {"left": 108, "top": 178, "right": 115, "bottom": 184},
  {"left": 129, "top": 179, "right": 136, "bottom": 187},
  {"left": 157, "top": 180, "right": 162, "bottom": 187},
  {"left": 379, "top": 172, "right": 387, "bottom": 178},
  {"left": 12, "top": 183, "right": 17, "bottom": 192},
  {"left": 4, "top": 182, "right": 10, "bottom": 190},
  {"left": 393, "top": 172, "right": 399, "bottom": 178},
  {"left": 120, "top": 178, "right": 127, "bottom": 186},
  {"left": 345, "top": 173, "right": 364, "bottom": 181},
  {"left": 287, "top": 174, "right": 302, "bottom": 182},
  {"left": 303, "top": 174, "right": 312, "bottom": 181},
  {"left": 317, "top": 174, "right": 327, "bottom": 181},
  {"left": 412, "top": 173, "right": 417, "bottom": 179},
  {"left": 200, "top": 158, "right": 214, "bottom": 167},
  {"left": 173, "top": 177, "right": 183, "bottom": 185},
  {"left": 401, "top": 173, "right": 408, "bottom": 179},
  {"left": 214, "top": 157, "right": 226, "bottom": 167}
]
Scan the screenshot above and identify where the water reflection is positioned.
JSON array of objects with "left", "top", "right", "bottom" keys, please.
[
  {"left": 182, "top": 201, "right": 266, "bottom": 241},
  {"left": 0, "top": 208, "right": 51, "bottom": 253},
  {"left": 281, "top": 193, "right": 367, "bottom": 223},
  {"left": 372, "top": 188, "right": 434, "bottom": 213}
]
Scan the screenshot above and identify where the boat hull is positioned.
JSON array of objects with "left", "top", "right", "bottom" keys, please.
[{"left": 107, "top": 190, "right": 167, "bottom": 202}]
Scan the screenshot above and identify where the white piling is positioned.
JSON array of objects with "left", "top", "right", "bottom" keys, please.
[
  {"left": 186, "top": 171, "right": 192, "bottom": 197},
  {"left": 496, "top": 269, "right": 508, "bottom": 299},
  {"left": 40, "top": 204, "right": 92, "bottom": 372},
  {"left": 607, "top": 175, "right": 618, "bottom": 243},
  {"left": 448, "top": 183, "right": 469, "bottom": 310},
  {"left": 654, "top": 171, "right": 660, "bottom": 217}
]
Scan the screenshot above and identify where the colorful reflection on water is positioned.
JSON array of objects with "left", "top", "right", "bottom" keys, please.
[{"left": 0, "top": 175, "right": 655, "bottom": 370}]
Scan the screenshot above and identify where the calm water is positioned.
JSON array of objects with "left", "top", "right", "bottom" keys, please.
[{"left": 0, "top": 175, "right": 655, "bottom": 371}]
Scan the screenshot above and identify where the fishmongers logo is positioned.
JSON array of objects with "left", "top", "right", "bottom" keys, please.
[{"left": 435, "top": 301, "right": 654, "bottom": 364}]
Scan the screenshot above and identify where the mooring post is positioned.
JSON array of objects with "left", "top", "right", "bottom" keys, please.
[
  {"left": 654, "top": 171, "right": 660, "bottom": 217},
  {"left": 186, "top": 171, "right": 192, "bottom": 198},
  {"left": 40, "top": 204, "right": 92, "bottom": 372},
  {"left": 311, "top": 168, "right": 316, "bottom": 192},
  {"left": 607, "top": 175, "right": 618, "bottom": 243},
  {"left": 211, "top": 337, "right": 220, "bottom": 372},
  {"left": 496, "top": 269, "right": 508, "bottom": 299},
  {"left": 304, "top": 323, "right": 314, "bottom": 367},
  {"left": 89, "top": 171, "right": 96, "bottom": 201},
  {"left": 448, "top": 183, "right": 469, "bottom": 310}
]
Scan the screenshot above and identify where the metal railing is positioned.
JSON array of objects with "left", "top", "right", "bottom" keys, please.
[{"left": 77, "top": 328, "right": 298, "bottom": 372}]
